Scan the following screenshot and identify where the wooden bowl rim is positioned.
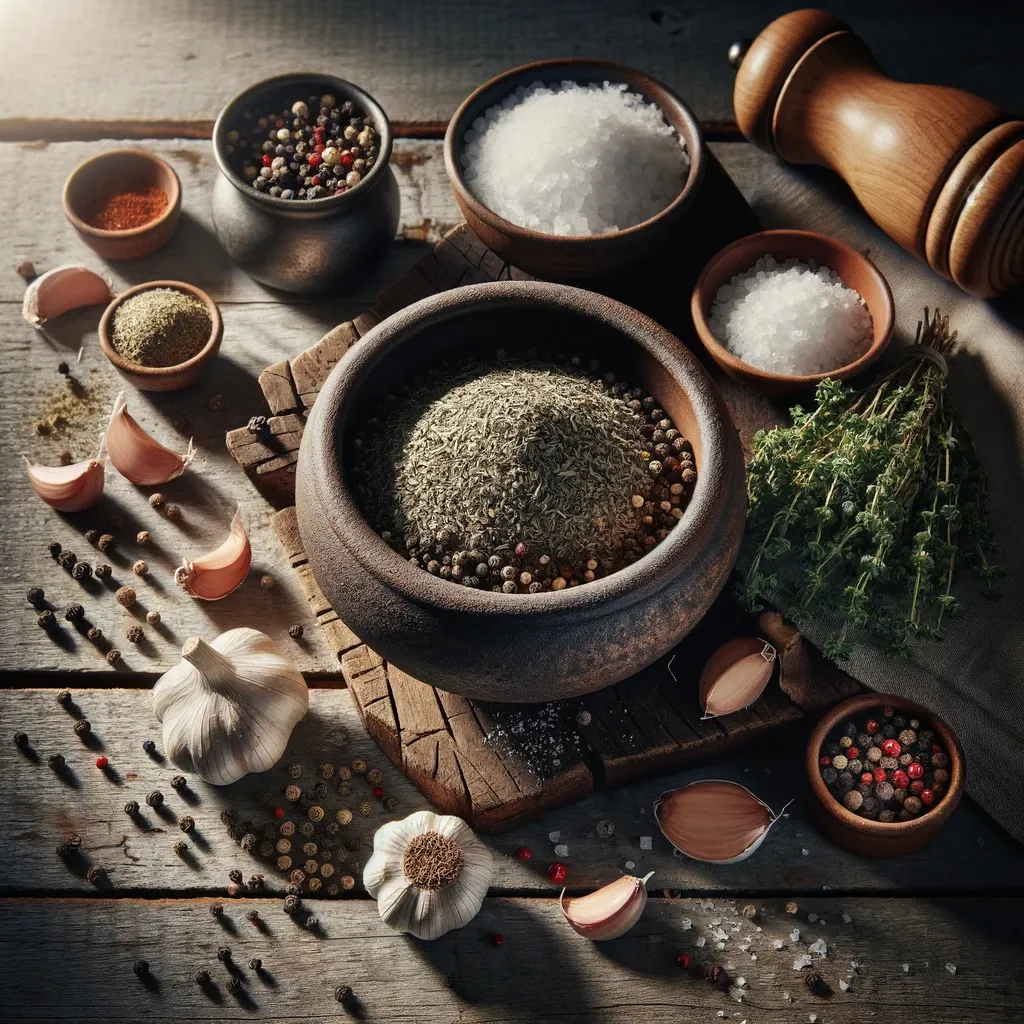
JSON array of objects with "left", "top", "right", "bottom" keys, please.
[
  {"left": 62, "top": 148, "right": 182, "bottom": 239},
  {"left": 98, "top": 280, "right": 223, "bottom": 381},
  {"left": 211, "top": 70, "right": 394, "bottom": 214},
  {"left": 301, "top": 279, "right": 742, "bottom": 620},
  {"left": 806, "top": 692, "right": 965, "bottom": 838},
  {"left": 443, "top": 58, "right": 706, "bottom": 247},
  {"left": 690, "top": 229, "right": 895, "bottom": 387}
]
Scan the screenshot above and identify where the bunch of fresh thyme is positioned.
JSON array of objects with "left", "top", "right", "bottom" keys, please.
[{"left": 740, "top": 308, "right": 1003, "bottom": 662}]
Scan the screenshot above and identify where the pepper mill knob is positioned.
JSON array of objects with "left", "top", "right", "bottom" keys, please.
[{"left": 733, "top": 9, "right": 1024, "bottom": 297}]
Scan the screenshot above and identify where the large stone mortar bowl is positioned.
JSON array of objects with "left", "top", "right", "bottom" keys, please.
[{"left": 296, "top": 281, "right": 746, "bottom": 702}]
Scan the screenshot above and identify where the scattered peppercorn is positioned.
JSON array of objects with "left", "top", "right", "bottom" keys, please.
[
  {"left": 26, "top": 587, "right": 45, "bottom": 607},
  {"left": 805, "top": 972, "right": 833, "bottom": 997},
  {"left": 126, "top": 625, "right": 143, "bottom": 644},
  {"left": 149, "top": 493, "right": 164, "bottom": 508},
  {"left": 164, "top": 503, "right": 181, "bottom": 519},
  {"left": 95, "top": 756, "right": 108, "bottom": 769},
  {"left": 71, "top": 561, "right": 93, "bottom": 582},
  {"left": 74, "top": 719, "right": 91, "bottom": 738},
  {"left": 106, "top": 649, "right": 122, "bottom": 667},
  {"left": 146, "top": 610, "right": 161, "bottom": 626},
  {"left": 136, "top": 531, "right": 151, "bottom": 546},
  {"left": 95, "top": 563, "right": 112, "bottom": 580},
  {"left": 116, "top": 586, "right": 137, "bottom": 607},
  {"left": 142, "top": 739, "right": 156, "bottom": 755},
  {"left": 132, "top": 560, "right": 148, "bottom": 577},
  {"left": 217, "top": 946, "right": 232, "bottom": 962},
  {"left": 194, "top": 969, "right": 211, "bottom": 985},
  {"left": 13, "top": 732, "right": 29, "bottom": 749},
  {"left": 125, "top": 800, "right": 139, "bottom": 816},
  {"left": 288, "top": 624, "right": 304, "bottom": 639},
  {"left": 57, "top": 551, "right": 77, "bottom": 572},
  {"left": 179, "top": 815, "right": 195, "bottom": 833},
  {"left": 351, "top": 759, "right": 367, "bottom": 775},
  {"left": 37, "top": 609, "right": 54, "bottom": 629},
  {"left": 225, "top": 977, "right": 241, "bottom": 996},
  {"left": 260, "top": 574, "right": 275, "bottom": 589},
  {"left": 48, "top": 753, "right": 65, "bottom": 771},
  {"left": 382, "top": 795, "right": 399, "bottom": 812},
  {"left": 85, "top": 530, "right": 101, "bottom": 546},
  {"left": 48, "top": 540, "right": 62, "bottom": 559},
  {"left": 56, "top": 689, "right": 72, "bottom": 708},
  {"left": 146, "top": 790, "right": 164, "bottom": 807},
  {"left": 676, "top": 953, "right": 691, "bottom": 968},
  {"left": 335, "top": 985, "right": 354, "bottom": 1004},
  {"left": 548, "top": 862, "right": 567, "bottom": 884},
  {"left": 64, "top": 603, "right": 84, "bottom": 623},
  {"left": 211, "top": 903, "right": 224, "bottom": 919},
  {"left": 133, "top": 959, "right": 150, "bottom": 978},
  {"left": 247, "top": 415, "right": 267, "bottom": 435},
  {"left": 98, "top": 534, "right": 116, "bottom": 553},
  {"left": 491, "top": 932, "right": 503, "bottom": 946},
  {"left": 595, "top": 819, "right": 615, "bottom": 839},
  {"left": 704, "top": 963, "right": 727, "bottom": 986},
  {"left": 86, "top": 866, "right": 104, "bottom": 884},
  {"left": 283, "top": 895, "right": 301, "bottom": 915},
  {"left": 86, "top": 626, "right": 104, "bottom": 645}
]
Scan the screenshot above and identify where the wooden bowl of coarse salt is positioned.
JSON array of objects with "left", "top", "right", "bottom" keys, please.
[
  {"left": 444, "top": 59, "right": 705, "bottom": 281},
  {"left": 99, "top": 281, "right": 222, "bottom": 392},
  {"left": 691, "top": 229, "right": 894, "bottom": 398}
]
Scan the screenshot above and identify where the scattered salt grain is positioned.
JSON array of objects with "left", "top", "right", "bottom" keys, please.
[
  {"left": 807, "top": 913, "right": 818, "bottom": 923},
  {"left": 624, "top": 860, "right": 635, "bottom": 870},
  {"left": 842, "top": 914, "right": 852, "bottom": 924},
  {"left": 793, "top": 955, "right": 813, "bottom": 970},
  {"left": 709, "top": 255, "right": 872, "bottom": 375},
  {"left": 717, "top": 1013, "right": 727, "bottom": 1019},
  {"left": 554, "top": 844, "right": 569, "bottom": 857},
  {"left": 902, "top": 963, "right": 910, "bottom": 973},
  {"left": 809, "top": 1014, "right": 817, "bottom": 1022},
  {"left": 682, "top": 918, "right": 692, "bottom": 931},
  {"left": 839, "top": 979, "right": 851, "bottom": 992},
  {"left": 462, "top": 80, "right": 689, "bottom": 236},
  {"left": 801, "top": 848, "right": 809, "bottom": 857},
  {"left": 783, "top": 992, "right": 792, "bottom": 1002},
  {"left": 773, "top": 939, "right": 785, "bottom": 950},
  {"left": 728, "top": 984, "right": 745, "bottom": 1003},
  {"left": 808, "top": 938, "right": 828, "bottom": 957},
  {"left": 945, "top": 963, "right": 958, "bottom": 975},
  {"left": 639, "top": 835, "right": 653, "bottom": 850},
  {"left": 791, "top": 928, "right": 801, "bottom": 942},
  {"left": 548, "top": 831, "right": 561, "bottom": 843},
  {"left": 696, "top": 936, "right": 706, "bottom": 948}
]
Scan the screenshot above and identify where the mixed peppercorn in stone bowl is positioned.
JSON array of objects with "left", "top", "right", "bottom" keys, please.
[{"left": 296, "top": 280, "right": 746, "bottom": 702}]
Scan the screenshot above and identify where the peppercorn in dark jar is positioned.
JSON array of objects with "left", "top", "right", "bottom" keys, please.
[{"left": 211, "top": 73, "right": 400, "bottom": 294}]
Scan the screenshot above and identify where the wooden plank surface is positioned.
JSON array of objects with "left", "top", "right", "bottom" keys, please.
[
  {"left": 2, "top": 2, "right": 1023, "bottom": 136},
  {"left": 3, "top": 687, "right": 1022, "bottom": 895},
  {"left": 0, "top": 894, "right": 1019, "bottom": 1022}
]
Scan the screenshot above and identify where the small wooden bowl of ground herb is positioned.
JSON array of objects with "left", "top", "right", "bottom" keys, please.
[
  {"left": 807, "top": 694, "right": 965, "bottom": 858},
  {"left": 63, "top": 149, "right": 182, "bottom": 260},
  {"left": 99, "top": 281, "right": 222, "bottom": 392}
]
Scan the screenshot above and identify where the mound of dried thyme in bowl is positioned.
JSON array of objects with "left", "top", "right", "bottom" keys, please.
[
  {"left": 111, "top": 287, "right": 212, "bottom": 367},
  {"left": 349, "top": 350, "right": 697, "bottom": 593}
]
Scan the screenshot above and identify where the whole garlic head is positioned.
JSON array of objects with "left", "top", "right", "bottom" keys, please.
[
  {"left": 363, "top": 809, "right": 493, "bottom": 940},
  {"left": 152, "top": 628, "right": 308, "bottom": 786}
]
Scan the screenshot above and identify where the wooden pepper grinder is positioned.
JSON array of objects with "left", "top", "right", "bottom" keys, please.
[{"left": 731, "top": 9, "right": 1024, "bottom": 297}]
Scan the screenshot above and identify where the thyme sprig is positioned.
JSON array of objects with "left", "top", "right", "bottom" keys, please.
[{"left": 740, "top": 308, "right": 1003, "bottom": 662}]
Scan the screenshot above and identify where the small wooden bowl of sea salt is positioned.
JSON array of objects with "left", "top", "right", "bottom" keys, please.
[{"left": 691, "top": 230, "right": 894, "bottom": 398}]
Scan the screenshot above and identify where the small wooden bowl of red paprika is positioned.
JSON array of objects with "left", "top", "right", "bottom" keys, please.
[{"left": 63, "top": 149, "right": 181, "bottom": 260}]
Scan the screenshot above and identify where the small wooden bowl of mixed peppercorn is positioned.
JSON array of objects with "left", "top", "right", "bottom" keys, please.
[
  {"left": 63, "top": 149, "right": 182, "bottom": 260},
  {"left": 807, "top": 693, "right": 965, "bottom": 857}
]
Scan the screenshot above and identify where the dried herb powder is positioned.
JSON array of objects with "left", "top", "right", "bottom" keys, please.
[
  {"left": 351, "top": 353, "right": 697, "bottom": 591},
  {"left": 111, "top": 288, "right": 211, "bottom": 367}
]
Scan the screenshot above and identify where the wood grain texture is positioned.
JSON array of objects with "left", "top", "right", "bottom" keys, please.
[
  {"left": 0, "top": 138, "right": 461, "bottom": 303},
  {"left": 3, "top": 688, "right": 1023, "bottom": 895},
  {"left": 0, "top": 895, "right": 1020, "bottom": 1022},
  {"left": 2, "top": 1, "right": 1023, "bottom": 134}
]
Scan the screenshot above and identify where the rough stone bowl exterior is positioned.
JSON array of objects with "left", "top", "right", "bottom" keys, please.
[{"left": 296, "top": 281, "right": 746, "bottom": 702}]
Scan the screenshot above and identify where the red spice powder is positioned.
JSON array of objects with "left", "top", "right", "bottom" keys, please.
[{"left": 85, "top": 186, "right": 168, "bottom": 231}]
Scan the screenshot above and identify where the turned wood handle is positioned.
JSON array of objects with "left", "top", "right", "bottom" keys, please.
[{"left": 733, "top": 9, "right": 1024, "bottom": 298}]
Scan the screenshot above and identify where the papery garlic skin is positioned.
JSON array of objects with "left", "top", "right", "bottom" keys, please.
[
  {"left": 175, "top": 508, "right": 251, "bottom": 600},
  {"left": 22, "top": 264, "right": 112, "bottom": 325},
  {"left": 24, "top": 455, "right": 105, "bottom": 512},
  {"left": 106, "top": 393, "right": 195, "bottom": 486},
  {"left": 364, "top": 809, "right": 493, "bottom": 941},
  {"left": 560, "top": 871, "right": 654, "bottom": 940},
  {"left": 152, "top": 629, "right": 308, "bottom": 785},
  {"left": 655, "top": 779, "right": 786, "bottom": 865}
]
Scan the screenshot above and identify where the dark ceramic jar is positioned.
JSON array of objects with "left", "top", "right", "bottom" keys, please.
[
  {"left": 296, "top": 281, "right": 746, "bottom": 703},
  {"left": 212, "top": 72, "right": 400, "bottom": 294}
]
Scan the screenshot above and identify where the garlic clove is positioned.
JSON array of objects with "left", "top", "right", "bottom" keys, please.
[
  {"left": 174, "top": 508, "right": 251, "bottom": 600},
  {"left": 699, "top": 637, "right": 777, "bottom": 718},
  {"left": 22, "top": 264, "right": 112, "bottom": 325},
  {"left": 24, "top": 454, "right": 105, "bottom": 512},
  {"left": 655, "top": 780, "right": 787, "bottom": 864},
  {"left": 560, "top": 871, "right": 654, "bottom": 940},
  {"left": 106, "top": 392, "right": 195, "bottom": 486}
]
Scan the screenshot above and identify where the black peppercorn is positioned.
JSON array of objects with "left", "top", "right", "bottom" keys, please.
[
  {"left": 170, "top": 774, "right": 187, "bottom": 791},
  {"left": 74, "top": 719, "right": 91, "bottom": 738},
  {"left": 86, "top": 626, "right": 104, "bottom": 644},
  {"left": 26, "top": 586, "right": 45, "bottom": 607},
  {"left": 248, "top": 873, "right": 264, "bottom": 890},
  {"left": 285, "top": 882, "right": 301, "bottom": 897},
  {"left": 48, "top": 540, "right": 62, "bottom": 559},
  {"left": 124, "top": 800, "right": 139, "bottom": 816},
  {"left": 306, "top": 915, "right": 319, "bottom": 930},
  {"left": 37, "top": 609, "right": 54, "bottom": 629},
  {"left": 247, "top": 415, "right": 267, "bottom": 434},
  {"left": 71, "top": 561, "right": 93, "bottom": 582},
  {"left": 283, "top": 894, "right": 301, "bottom": 915},
  {"left": 226, "top": 977, "right": 241, "bottom": 995},
  {"left": 345, "top": 836, "right": 360, "bottom": 852},
  {"left": 217, "top": 946, "right": 232, "bottom": 962},
  {"left": 133, "top": 959, "right": 149, "bottom": 977},
  {"left": 146, "top": 790, "right": 163, "bottom": 807},
  {"left": 194, "top": 969, "right": 210, "bottom": 985},
  {"left": 248, "top": 957, "right": 262, "bottom": 971},
  {"left": 48, "top": 753, "right": 65, "bottom": 771},
  {"left": 211, "top": 903, "right": 224, "bottom": 918},
  {"left": 84, "top": 529, "right": 100, "bottom": 546},
  {"left": 805, "top": 973, "right": 832, "bottom": 997},
  {"left": 94, "top": 563, "right": 112, "bottom": 580},
  {"left": 383, "top": 796, "right": 399, "bottom": 812},
  {"left": 97, "top": 534, "right": 116, "bottom": 553},
  {"left": 107, "top": 650, "right": 122, "bottom": 666},
  {"left": 14, "top": 731, "right": 29, "bottom": 749},
  {"left": 142, "top": 739, "right": 156, "bottom": 755},
  {"left": 64, "top": 603, "right": 84, "bottom": 623},
  {"left": 57, "top": 550, "right": 77, "bottom": 572},
  {"left": 704, "top": 964, "right": 727, "bottom": 986},
  {"left": 86, "top": 866, "right": 104, "bottom": 884},
  {"left": 288, "top": 624, "right": 304, "bottom": 639},
  {"left": 179, "top": 815, "right": 195, "bottom": 833},
  {"left": 335, "top": 985, "right": 353, "bottom": 1004}
]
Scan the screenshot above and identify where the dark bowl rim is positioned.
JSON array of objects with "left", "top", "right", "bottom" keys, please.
[
  {"left": 443, "top": 58, "right": 706, "bottom": 247},
  {"left": 302, "top": 279, "right": 737, "bottom": 620},
  {"left": 98, "top": 280, "right": 223, "bottom": 379},
  {"left": 62, "top": 148, "right": 182, "bottom": 239},
  {"left": 691, "top": 229, "right": 896, "bottom": 386},
  {"left": 806, "top": 692, "right": 965, "bottom": 836},
  {"left": 212, "top": 71, "right": 394, "bottom": 214}
]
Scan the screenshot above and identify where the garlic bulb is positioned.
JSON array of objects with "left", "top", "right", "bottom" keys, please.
[
  {"left": 24, "top": 452, "right": 105, "bottom": 511},
  {"left": 363, "top": 809, "right": 493, "bottom": 940},
  {"left": 699, "top": 637, "right": 777, "bottom": 718},
  {"left": 152, "top": 628, "right": 308, "bottom": 785},
  {"left": 106, "top": 393, "right": 195, "bottom": 486},
  {"left": 655, "top": 780, "right": 788, "bottom": 864},
  {"left": 22, "top": 264, "right": 112, "bottom": 325},
  {"left": 560, "top": 871, "right": 654, "bottom": 940},
  {"left": 175, "top": 508, "right": 251, "bottom": 600}
]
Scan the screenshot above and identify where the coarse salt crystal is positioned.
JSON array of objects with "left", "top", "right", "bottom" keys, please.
[
  {"left": 624, "top": 860, "right": 635, "bottom": 870},
  {"left": 773, "top": 939, "right": 785, "bottom": 950},
  {"left": 791, "top": 929, "right": 801, "bottom": 942},
  {"left": 808, "top": 938, "right": 828, "bottom": 957},
  {"left": 902, "top": 964, "right": 910, "bottom": 973},
  {"left": 801, "top": 848, "right": 809, "bottom": 856},
  {"left": 639, "top": 835, "right": 652, "bottom": 850},
  {"left": 946, "top": 963, "right": 957, "bottom": 975},
  {"left": 840, "top": 979, "right": 851, "bottom": 992},
  {"left": 548, "top": 831, "right": 561, "bottom": 843},
  {"left": 682, "top": 918, "right": 692, "bottom": 930},
  {"left": 554, "top": 844, "right": 568, "bottom": 857},
  {"left": 709, "top": 256, "right": 872, "bottom": 376},
  {"left": 696, "top": 936, "right": 706, "bottom": 948},
  {"left": 809, "top": 1014, "right": 817, "bottom": 1022},
  {"left": 793, "top": 955, "right": 813, "bottom": 970},
  {"left": 842, "top": 914, "right": 852, "bottom": 924}
]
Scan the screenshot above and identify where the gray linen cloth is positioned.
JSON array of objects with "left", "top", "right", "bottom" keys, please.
[{"left": 736, "top": 158, "right": 1024, "bottom": 844}]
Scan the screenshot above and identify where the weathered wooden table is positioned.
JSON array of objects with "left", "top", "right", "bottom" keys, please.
[{"left": 2, "top": 3, "right": 1023, "bottom": 1021}]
